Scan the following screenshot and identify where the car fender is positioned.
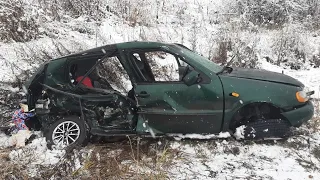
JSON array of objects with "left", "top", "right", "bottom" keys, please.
[{"left": 219, "top": 76, "right": 305, "bottom": 131}]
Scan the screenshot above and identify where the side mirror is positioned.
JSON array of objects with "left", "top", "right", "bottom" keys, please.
[{"left": 183, "top": 70, "right": 200, "bottom": 86}]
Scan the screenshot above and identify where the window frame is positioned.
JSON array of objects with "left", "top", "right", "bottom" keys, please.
[
  {"left": 97, "top": 55, "right": 133, "bottom": 94},
  {"left": 144, "top": 50, "right": 183, "bottom": 82},
  {"left": 126, "top": 48, "right": 210, "bottom": 85},
  {"left": 67, "top": 51, "right": 133, "bottom": 94}
]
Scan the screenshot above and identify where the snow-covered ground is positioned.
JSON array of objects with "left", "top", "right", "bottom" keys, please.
[
  {"left": 0, "top": 0, "right": 320, "bottom": 179},
  {"left": 168, "top": 134, "right": 320, "bottom": 180}
]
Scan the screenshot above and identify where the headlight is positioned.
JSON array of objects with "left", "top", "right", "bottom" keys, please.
[{"left": 296, "top": 90, "right": 309, "bottom": 103}]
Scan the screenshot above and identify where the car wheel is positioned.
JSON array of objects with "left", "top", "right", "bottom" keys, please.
[
  {"left": 235, "top": 119, "right": 291, "bottom": 140},
  {"left": 45, "top": 118, "right": 88, "bottom": 150}
]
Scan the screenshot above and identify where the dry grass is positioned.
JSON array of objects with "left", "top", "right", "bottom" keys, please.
[
  {"left": 0, "top": 114, "right": 319, "bottom": 179},
  {"left": 0, "top": 137, "right": 175, "bottom": 179},
  {"left": 0, "top": 151, "right": 29, "bottom": 179},
  {"left": 314, "top": 99, "right": 320, "bottom": 115},
  {"left": 306, "top": 117, "right": 320, "bottom": 133},
  {"left": 67, "top": 138, "right": 175, "bottom": 179},
  {"left": 312, "top": 146, "right": 320, "bottom": 160}
]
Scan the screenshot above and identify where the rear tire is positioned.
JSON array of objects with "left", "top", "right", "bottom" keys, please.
[
  {"left": 237, "top": 119, "right": 291, "bottom": 140},
  {"left": 45, "top": 117, "right": 88, "bottom": 150}
]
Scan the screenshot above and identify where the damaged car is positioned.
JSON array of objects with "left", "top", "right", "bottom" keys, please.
[{"left": 22, "top": 41, "right": 314, "bottom": 148}]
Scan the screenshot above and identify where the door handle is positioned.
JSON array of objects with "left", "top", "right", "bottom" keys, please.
[{"left": 136, "top": 91, "right": 150, "bottom": 98}]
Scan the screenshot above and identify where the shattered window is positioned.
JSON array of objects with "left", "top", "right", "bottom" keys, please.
[
  {"left": 92, "top": 56, "right": 132, "bottom": 94},
  {"left": 144, "top": 51, "right": 180, "bottom": 82},
  {"left": 69, "top": 58, "right": 97, "bottom": 87}
]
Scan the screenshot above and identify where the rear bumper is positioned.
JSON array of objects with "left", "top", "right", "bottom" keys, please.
[{"left": 281, "top": 101, "right": 314, "bottom": 127}]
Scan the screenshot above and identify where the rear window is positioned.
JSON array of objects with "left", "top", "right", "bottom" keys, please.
[{"left": 45, "top": 58, "right": 68, "bottom": 87}]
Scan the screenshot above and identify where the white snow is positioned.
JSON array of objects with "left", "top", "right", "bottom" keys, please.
[
  {"left": 218, "top": 132, "right": 232, "bottom": 138},
  {"left": 0, "top": 85, "right": 19, "bottom": 92},
  {"left": 0, "top": 133, "right": 13, "bottom": 149},
  {"left": 8, "top": 136, "right": 65, "bottom": 165},
  {"left": 0, "top": 132, "right": 65, "bottom": 177},
  {"left": 167, "top": 134, "right": 320, "bottom": 179},
  {"left": 168, "top": 132, "right": 231, "bottom": 140},
  {"left": 234, "top": 125, "right": 246, "bottom": 140},
  {"left": 0, "top": 0, "right": 319, "bottom": 179}
]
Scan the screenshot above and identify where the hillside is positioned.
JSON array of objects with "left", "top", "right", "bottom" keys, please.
[{"left": 0, "top": 0, "right": 319, "bottom": 179}]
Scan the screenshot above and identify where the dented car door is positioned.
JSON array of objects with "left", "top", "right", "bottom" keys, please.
[{"left": 120, "top": 46, "right": 224, "bottom": 134}]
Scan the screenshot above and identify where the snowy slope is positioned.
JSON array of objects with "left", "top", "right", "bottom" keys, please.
[{"left": 0, "top": 0, "right": 319, "bottom": 179}]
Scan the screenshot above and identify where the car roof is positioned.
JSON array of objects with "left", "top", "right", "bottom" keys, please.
[{"left": 52, "top": 41, "right": 171, "bottom": 61}]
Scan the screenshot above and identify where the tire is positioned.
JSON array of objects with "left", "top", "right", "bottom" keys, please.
[
  {"left": 237, "top": 119, "right": 291, "bottom": 140},
  {"left": 45, "top": 117, "right": 88, "bottom": 150}
]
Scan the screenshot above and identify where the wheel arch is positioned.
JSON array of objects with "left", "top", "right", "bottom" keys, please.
[
  {"left": 227, "top": 102, "right": 288, "bottom": 131},
  {"left": 61, "top": 114, "right": 91, "bottom": 131}
]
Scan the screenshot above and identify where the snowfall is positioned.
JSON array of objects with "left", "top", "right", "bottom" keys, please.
[
  {"left": 0, "top": 0, "right": 320, "bottom": 179},
  {"left": 1, "top": 62, "right": 318, "bottom": 179}
]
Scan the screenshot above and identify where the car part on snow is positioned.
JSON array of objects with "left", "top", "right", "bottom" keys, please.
[
  {"left": 239, "top": 119, "right": 291, "bottom": 140},
  {"left": 35, "top": 98, "right": 50, "bottom": 114}
]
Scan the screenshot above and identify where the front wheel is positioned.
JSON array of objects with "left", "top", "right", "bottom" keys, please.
[
  {"left": 45, "top": 117, "right": 88, "bottom": 149},
  {"left": 235, "top": 119, "right": 292, "bottom": 140}
]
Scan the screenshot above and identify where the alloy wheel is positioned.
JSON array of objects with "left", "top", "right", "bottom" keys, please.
[{"left": 52, "top": 121, "right": 81, "bottom": 147}]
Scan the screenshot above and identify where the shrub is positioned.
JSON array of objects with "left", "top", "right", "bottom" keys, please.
[
  {"left": 0, "top": 0, "right": 39, "bottom": 42},
  {"left": 106, "top": 0, "right": 159, "bottom": 27},
  {"left": 272, "top": 25, "right": 308, "bottom": 69},
  {"left": 234, "top": 0, "right": 289, "bottom": 29},
  {"left": 232, "top": 0, "right": 320, "bottom": 30}
]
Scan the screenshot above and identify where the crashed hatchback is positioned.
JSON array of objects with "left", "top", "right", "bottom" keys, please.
[{"left": 23, "top": 41, "right": 314, "bottom": 148}]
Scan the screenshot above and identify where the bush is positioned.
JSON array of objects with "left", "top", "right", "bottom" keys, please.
[
  {"left": 233, "top": 0, "right": 320, "bottom": 30},
  {"left": 209, "top": 21, "right": 260, "bottom": 69},
  {"left": 43, "top": 0, "right": 105, "bottom": 21},
  {"left": 272, "top": 25, "right": 308, "bottom": 69},
  {"left": 106, "top": 0, "right": 159, "bottom": 27},
  {"left": 0, "top": 0, "right": 39, "bottom": 42},
  {"left": 236, "top": 0, "right": 288, "bottom": 28}
]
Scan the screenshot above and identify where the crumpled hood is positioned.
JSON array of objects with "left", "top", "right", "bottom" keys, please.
[{"left": 220, "top": 67, "right": 304, "bottom": 87}]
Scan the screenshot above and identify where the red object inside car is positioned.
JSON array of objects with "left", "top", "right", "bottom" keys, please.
[{"left": 76, "top": 76, "right": 93, "bottom": 88}]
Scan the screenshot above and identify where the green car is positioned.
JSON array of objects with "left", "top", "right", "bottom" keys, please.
[{"left": 24, "top": 41, "right": 314, "bottom": 148}]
